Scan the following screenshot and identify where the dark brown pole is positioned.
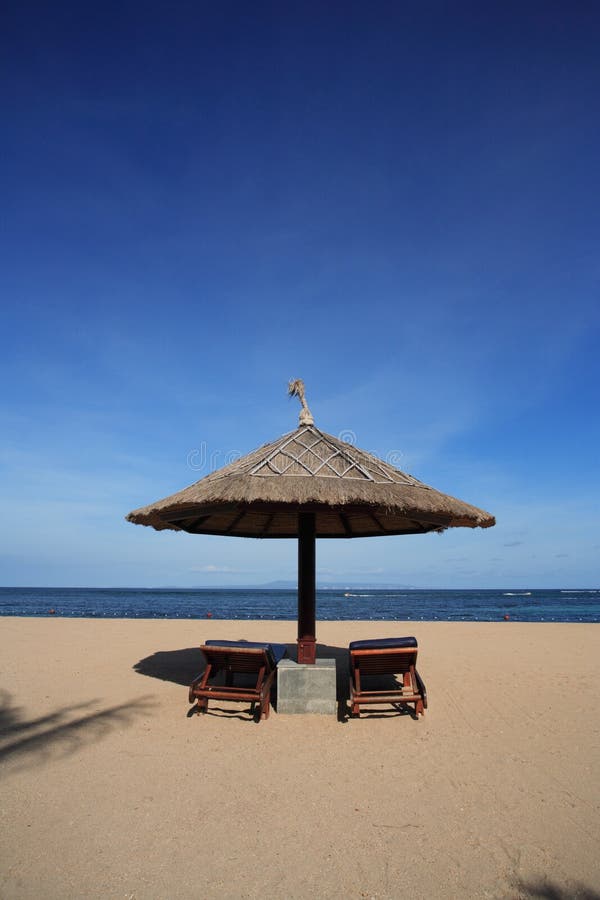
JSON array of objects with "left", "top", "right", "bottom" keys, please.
[{"left": 297, "top": 511, "right": 316, "bottom": 664}]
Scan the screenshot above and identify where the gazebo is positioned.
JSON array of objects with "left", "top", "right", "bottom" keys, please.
[{"left": 127, "top": 381, "right": 495, "bottom": 662}]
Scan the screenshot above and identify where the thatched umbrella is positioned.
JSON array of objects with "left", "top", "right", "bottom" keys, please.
[{"left": 127, "top": 381, "right": 495, "bottom": 663}]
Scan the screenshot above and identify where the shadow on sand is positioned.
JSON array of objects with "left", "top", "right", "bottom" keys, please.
[
  {"left": 0, "top": 689, "right": 154, "bottom": 773},
  {"left": 134, "top": 641, "right": 353, "bottom": 720},
  {"left": 133, "top": 641, "right": 351, "bottom": 695},
  {"left": 515, "top": 880, "right": 600, "bottom": 899}
]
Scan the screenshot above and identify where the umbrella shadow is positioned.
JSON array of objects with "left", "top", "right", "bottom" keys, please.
[
  {"left": 0, "top": 688, "right": 154, "bottom": 774},
  {"left": 133, "top": 647, "right": 204, "bottom": 686},
  {"left": 133, "top": 641, "right": 352, "bottom": 719},
  {"left": 134, "top": 646, "right": 278, "bottom": 720},
  {"left": 133, "top": 642, "right": 350, "bottom": 687}
]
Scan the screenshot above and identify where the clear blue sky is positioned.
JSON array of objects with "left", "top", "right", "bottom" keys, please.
[{"left": 2, "top": 2, "right": 599, "bottom": 589}]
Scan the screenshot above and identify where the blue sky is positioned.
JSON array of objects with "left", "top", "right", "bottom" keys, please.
[{"left": 2, "top": 2, "right": 599, "bottom": 588}]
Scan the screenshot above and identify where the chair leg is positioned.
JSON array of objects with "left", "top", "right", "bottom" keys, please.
[{"left": 349, "top": 675, "right": 360, "bottom": 717}]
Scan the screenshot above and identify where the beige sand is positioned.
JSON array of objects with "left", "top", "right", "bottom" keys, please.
[{"left": 0, "top": 617, "right": 599, "bottom": 900}]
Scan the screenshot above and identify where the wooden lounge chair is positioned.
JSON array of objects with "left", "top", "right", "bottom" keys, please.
[
  {"left": 348, "top": 637, "right": 427, "bottom": 718},
  {"left": 189, "top": 640, "right": 287, "bottom": 721}
]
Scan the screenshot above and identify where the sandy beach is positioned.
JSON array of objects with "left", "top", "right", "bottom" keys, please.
[{"left": 1, "top": 617, "right": 598, "bottom": 900}]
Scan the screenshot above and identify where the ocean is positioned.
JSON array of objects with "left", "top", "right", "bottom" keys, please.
[{"left": 0, "top": 587, "right": 599, "bottom": 622}]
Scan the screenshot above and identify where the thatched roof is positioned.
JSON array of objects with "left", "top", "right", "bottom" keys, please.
[{"left": 126, "top": 424, "right": 495, "bottom": 538}]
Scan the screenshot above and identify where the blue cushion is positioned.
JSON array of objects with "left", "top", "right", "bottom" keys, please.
[
  {"left": 204, "top": 639, "right": 288, "bottom": 666},
  {"left": 349, "top": 636, "right": 417, "bottom": 651}
]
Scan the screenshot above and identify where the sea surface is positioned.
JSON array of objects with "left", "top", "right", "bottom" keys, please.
[{"left": 0, "top": 587, "right": 599, "bottom": 622}]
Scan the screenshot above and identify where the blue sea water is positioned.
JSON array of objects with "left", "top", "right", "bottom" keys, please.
[{"left": 0, "top": 587, "right": 599, "bottom": 622}]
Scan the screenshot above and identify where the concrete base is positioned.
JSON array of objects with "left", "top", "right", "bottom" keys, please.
[{"left": 277, "top": 659, "right": 337, "bottom": 715}]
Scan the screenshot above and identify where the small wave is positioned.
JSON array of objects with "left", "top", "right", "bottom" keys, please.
[
  {"left": 343, "top": 592, "right": 373, "bottom": 597},
  {"left": 503, "top": 592, "right": 532, "bottom": 596},
  {"left": 560, "top": 590, "right": 599, "bottom": 593}
]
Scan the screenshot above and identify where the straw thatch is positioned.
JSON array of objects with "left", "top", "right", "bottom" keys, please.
[{"left": 126, "top": 424, "right": 495, "bottom": 538}]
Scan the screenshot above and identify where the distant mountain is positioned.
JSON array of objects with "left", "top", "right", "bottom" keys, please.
[
  {"left": 258, "top": 580, "right": 298, "bottom": 589},
  {"left": 259, "top": 580, "right": 417, "bottom": 590},
  {"left": 147, "top": 581, "right": 418, "bottom": 590}
]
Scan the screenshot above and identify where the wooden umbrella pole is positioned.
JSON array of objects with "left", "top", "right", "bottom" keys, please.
[{"left": 297, "top": 511, "right": 316, "bottom": 664}]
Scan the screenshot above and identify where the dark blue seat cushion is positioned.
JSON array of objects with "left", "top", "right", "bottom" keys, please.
[
  {"left": 204, "top": 639, "right": 288, "bottom": 666},
  {"left": 349, "top": 636, "right": 417, "bottom": 651}
]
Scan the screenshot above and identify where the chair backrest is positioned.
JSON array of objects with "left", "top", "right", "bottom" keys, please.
[
  {"left": 204, "top": 639, "right": 288, "bottom": 665},
  {"left": 200, "top": 644, "right": 274, "bottom": 674},
  {"left": 350, "top": 646, "right": 418, "bottom": 676},
  {"left": 349, "top": 637, "right": 418, "bottom": 677}
]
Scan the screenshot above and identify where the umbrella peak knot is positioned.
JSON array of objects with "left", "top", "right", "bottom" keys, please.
[{"left": 288, "top": 378, "right": 314, "bottom": 426}]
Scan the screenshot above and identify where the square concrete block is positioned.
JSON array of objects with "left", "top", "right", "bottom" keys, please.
[{"left": 277, "top": 658, "right": 337, "bottom": 715}]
